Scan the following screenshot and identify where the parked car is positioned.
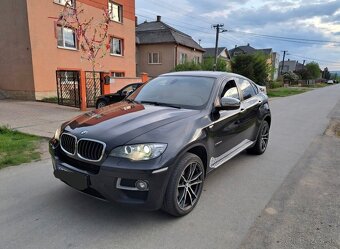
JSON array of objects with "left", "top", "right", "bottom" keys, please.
[
  {"left": 96, "top": 83, "right": 143, "bottom": 108},
  {"left": 327, "top": 80, "right": 334, "bottom": 84},
  {"left": 50, "top": 72, "right": 271, "bottom": 216}
]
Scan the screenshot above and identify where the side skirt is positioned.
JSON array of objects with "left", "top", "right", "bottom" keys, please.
[{"left": 209, "top": 139, "right": 255, "bottom": 169}]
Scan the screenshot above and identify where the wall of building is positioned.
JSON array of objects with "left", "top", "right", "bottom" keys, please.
[
  {"left": 176, "top": 46, "right": 203, "bottom": 65},
  {"left": 0, "top": 0, "right": 35, "bottom": 99},
  {"left": 26, "top": 0, "right": 136, "bottom": 99},
  {"left": 137, "top": 43, "right": 175, "bottom": 78}
]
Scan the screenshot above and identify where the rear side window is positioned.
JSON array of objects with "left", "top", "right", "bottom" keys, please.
[{"left": 239, "top": 79, "right": 257, "bottom": 100}]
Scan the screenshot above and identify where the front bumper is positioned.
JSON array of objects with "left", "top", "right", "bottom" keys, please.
[{"left": 50, "top": 142, "right": 172, "bottom": 211}]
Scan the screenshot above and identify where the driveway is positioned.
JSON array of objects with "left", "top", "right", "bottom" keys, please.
[
  {"left": 1, "top": 85, "right": 340, "bottom": 249},
  {"left": 0, "top": 100, "right": 84, "bottom": 138}
]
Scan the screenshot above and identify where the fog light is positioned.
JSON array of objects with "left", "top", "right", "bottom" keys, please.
[{"left": 135, "top": 180, "right": 149, "bottom": 191}]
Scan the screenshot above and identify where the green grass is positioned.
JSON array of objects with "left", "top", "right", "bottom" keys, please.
[
  {"left": 267, "top": 87, "right": 311, "bottom": 98},
  {"left": 0, "top": 126, "right": 41, "bottom": 169},
  {"left": 40, "top": 97, "right": 58, "bottom": 103}
]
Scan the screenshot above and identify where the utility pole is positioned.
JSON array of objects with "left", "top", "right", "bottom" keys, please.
[
  {"left": 213, "top": 24, "right": 227, "bottom": 71},
  {"left": 280, "top": 50, "right": 288, "bottom": 75}
]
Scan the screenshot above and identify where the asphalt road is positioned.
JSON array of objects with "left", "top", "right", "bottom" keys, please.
[{"left": 1, "top": 85, "right": 340, "bottom": 249}]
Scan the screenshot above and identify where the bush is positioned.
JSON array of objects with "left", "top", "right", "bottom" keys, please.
[
  {"left": 269, "top": 81, "right": 282, "bottom": 89},
  {"left": 231, "top": 52, "right": 271, "bottom": 85},
  {"left": 173, "top": 57, "right": 229, "bottom": 72}
]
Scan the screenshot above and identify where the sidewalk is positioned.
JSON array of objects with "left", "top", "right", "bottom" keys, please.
[
  {"left": 0, "top": 100, "right": 85, "bottom": 138},
  {"left": 239, "top": 103, "right": 340, "bottom": 249}
]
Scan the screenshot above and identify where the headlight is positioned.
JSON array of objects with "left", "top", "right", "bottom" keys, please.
[
  {"left": 110, "top": 143, "right": 167, "bottom": 161},
  {"left": 54, "top": 127, "right": 61, "bottom": 140}
]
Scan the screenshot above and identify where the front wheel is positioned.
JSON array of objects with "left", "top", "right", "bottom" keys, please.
[
  {"left": 162, "top": 153, "right": 205, "bottom": 217},
  {"left": 247, "top": 120, "right": 270, "bottom": 155},
  {"left": 96, "top": 100, "right": 107, "bottom": 109}
]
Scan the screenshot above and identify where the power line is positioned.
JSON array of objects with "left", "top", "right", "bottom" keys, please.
[
  {"left": 229, "top": 30, "right": 340, "bottom": 45},
  {"left": 288, "top": 54, "right": 340, "bottom": 65}
]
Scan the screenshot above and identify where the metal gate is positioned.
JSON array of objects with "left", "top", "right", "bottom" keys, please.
[
  {"left": 85, "top": 71, "right": 103, "bottom": 108},
  {"left": 56, "top": 70, "right": 80, "bottom": 108}
]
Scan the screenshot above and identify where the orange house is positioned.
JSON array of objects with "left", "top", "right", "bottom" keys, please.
[{"left": 0, "top": 0, "right": 137, "bottom": 105}]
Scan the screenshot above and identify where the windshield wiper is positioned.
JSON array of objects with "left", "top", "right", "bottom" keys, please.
[{"left": 140, "top": 101, "right": 181, "bottom": 109}]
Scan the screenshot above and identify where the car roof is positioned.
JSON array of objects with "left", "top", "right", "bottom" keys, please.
[{"left": 160, "top": 71, "right": 246, "bottom": 80}]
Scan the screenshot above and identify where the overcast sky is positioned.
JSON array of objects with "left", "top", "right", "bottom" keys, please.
[{"left": 136, "top": 0, "right": 340, "bottom": 71}]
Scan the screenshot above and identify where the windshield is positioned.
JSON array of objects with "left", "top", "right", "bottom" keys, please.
[{"left": 130, "top": 76, "right": 215, "bottom": 110}]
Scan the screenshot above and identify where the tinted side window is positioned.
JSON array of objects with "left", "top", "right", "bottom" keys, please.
[
  {"left": 239, "top": 79, "right": 256, "bottom": 100},
  {"left": 221, "top": 80, "right": 240, "bottom": 100}
]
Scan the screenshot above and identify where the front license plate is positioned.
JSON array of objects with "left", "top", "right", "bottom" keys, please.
[{"left": 56, "top": 169, "right": 89, "bottom": 190}]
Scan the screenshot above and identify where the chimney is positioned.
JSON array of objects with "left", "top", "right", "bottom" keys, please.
[
  {"left": 235, "top": 45, "right": 237, "bottom": 48},
  {"left": 157, "top": 15, "right": 161, "bottom": 22},
  {"left": 247, "top": 43, "right": 250, "bottom": 46},
  {"left": 135, "top": 16, "right": 138, "bottom": 27}
]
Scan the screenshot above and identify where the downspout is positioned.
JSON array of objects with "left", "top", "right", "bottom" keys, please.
[{"left": 174, "top": 44, "right": 178, "bottom": 67}]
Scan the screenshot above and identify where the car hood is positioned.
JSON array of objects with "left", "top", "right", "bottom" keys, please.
[{"left": 63, "top": 101, "right": 200, "bottom": 149}]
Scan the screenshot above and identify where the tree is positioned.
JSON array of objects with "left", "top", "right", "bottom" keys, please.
[
  {"left": 231, "top": 52, "right": 270, "bottom": 85},
  {"left": 295, "top": 68, "right": 311, "bottom": 80},
  {"left": 56, "top": 0, "right": 111, "bottom": 71},
  {"left": 283, "top": 71, "right": 299, "bottom": 84},
  {"left": 305, "top": 62, "right": 321, "bottom": 79},
  {"left": 323, "top": 67, "right": 331, "bottom": 80}
]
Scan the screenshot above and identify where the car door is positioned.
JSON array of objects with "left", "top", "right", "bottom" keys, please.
[
  {"left": 208, "top": 78, "right": 244, "bottom": 164},
  {"left": 109, "top": 84, "right": 135, "bottom": 103},
  {"left": 236, "top": 78, "right": 261, "bottom": 142}
]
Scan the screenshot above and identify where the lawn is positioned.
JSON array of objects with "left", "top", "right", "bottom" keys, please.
[
  {"left": 267, "top": 87, "right": 311, "bottom": 98},
  {"left": 0, "top": 126, "right": 42, "bottom": 169}
]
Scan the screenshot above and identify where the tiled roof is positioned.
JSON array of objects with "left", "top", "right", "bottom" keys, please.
[
  {"left": 136, "top": 21, "right": 205, "bottom": 51},
  {"left": 203, "top": 47, "right": 226, "bottom": 57}
]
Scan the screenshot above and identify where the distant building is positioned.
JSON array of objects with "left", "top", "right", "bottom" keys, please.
[
  {"left": 279, "top": 60, "right": 305, "bottom": 74},
  {"left": 203, "top": 47, "right": 231, "bottom": 70},
  {"left": 136, "top": 16, "right": 205, "bottom": 78}
]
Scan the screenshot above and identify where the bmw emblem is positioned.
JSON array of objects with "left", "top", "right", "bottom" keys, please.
[{"left": 80, "top": 130, "right": 88, "bottom": 135}]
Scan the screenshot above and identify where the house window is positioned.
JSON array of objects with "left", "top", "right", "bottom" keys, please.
[
  {"left": 109, "top": 1, "right": 123, "bottom": 23},
  {"left": 148, "top": 52, "right": 161, "bottom": 64},
  {"left": 180, "top": 53, "right": 188, "bottom": 64},
  {"left": 111, "top": 72, "right": 125, "bottom": 77},
  {"left": 57, "top": 26, "right": 77, "bottom": 49},
  {"left": 193, "top": 56, "right": 200, "bottom": 64},
  {"left": 54, "top": 0, "right": 75, "bottom": 7},
  {"left": 110, "top": 37, "right": 123, "bottom": 56}
]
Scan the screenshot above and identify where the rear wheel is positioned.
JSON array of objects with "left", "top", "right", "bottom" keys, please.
[
  {"left": 162, "top": 153, "right": 205, "bottom": 217},
  {"left": 247, "top": 120, "right": 270, "bottom": 155},
  {"left": 96, "top": 100, "right": 107, "bottom": 109}
]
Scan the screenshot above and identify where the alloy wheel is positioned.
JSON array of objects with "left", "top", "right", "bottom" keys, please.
[
  {"left": 177, "top": 162, "right": 204, "bottom": 211},
  {"left": 260, "top": 124, "right": 269, "bottom": 151}
]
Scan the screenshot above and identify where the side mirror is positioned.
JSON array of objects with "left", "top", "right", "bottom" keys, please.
[
  {"left": 121, "top": 90, "right": 128, "bottom": 96},
  {"left": 219, "top": 97, "right": 241, "bottom": 110}
]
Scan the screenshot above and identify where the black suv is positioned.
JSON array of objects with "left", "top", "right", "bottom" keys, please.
[
  {"left": 96, "top": 83, "right": 143, "bottom": 108},
  {"left": 50, "top": 72, "right": 271, "bottom": 216}
]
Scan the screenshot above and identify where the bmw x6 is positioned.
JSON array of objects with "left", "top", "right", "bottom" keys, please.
[{"left": 50, "top": 71, "right": 271, "bottom": 216}]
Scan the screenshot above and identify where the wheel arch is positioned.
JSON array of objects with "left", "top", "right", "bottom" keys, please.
[{"left": 177, "top": 143, "right": 208, "bottom": 177}]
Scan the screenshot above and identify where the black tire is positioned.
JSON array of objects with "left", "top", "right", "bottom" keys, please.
[
  {"left": 96, "top": 100, "right": 107, "bottom": 109},
  {"left": 162, "top": 153, "right": 205, "bottom": 217},
  {"left": 247, "top": 120, "right": 270, "bottom": 155}
]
